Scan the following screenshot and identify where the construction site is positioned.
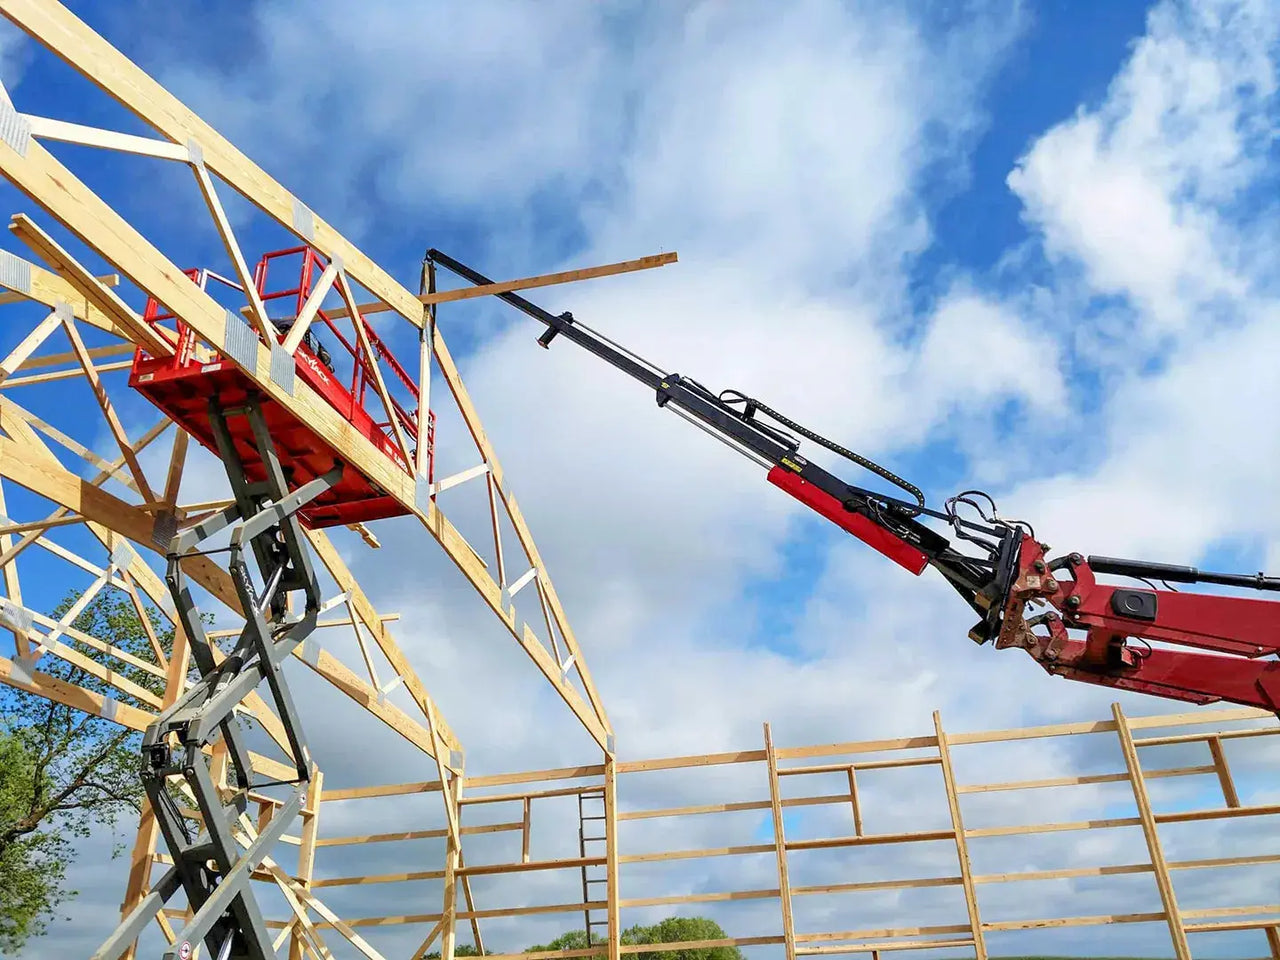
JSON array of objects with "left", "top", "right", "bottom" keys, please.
[{"left": 0, "top": 3, "right": 1278, "bottom": 959}]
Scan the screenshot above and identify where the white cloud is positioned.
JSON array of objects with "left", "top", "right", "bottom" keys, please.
[
  {"left": 1008, "top": 0, "right": 1280, "bottom": 337},
  {"left": 13, "top": 0, "right": 1280, "bottom": 957}
]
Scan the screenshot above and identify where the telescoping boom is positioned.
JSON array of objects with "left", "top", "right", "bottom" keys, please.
[{"left": 426, "top": 250, "right": 1280, "bottom": 715}]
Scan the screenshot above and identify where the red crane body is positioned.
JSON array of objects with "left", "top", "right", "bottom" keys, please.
[{"left": 426, "top": 248, "right": 1280, "bottom": 718}]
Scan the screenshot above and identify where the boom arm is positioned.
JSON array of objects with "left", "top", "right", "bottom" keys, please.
[{"left": 426, "top": 250, "right": 1280, "bottom": 715}]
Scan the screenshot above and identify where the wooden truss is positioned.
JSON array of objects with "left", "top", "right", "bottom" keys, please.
[{"left": 0, "top": 4, "right": 1277, "bottom": 960}]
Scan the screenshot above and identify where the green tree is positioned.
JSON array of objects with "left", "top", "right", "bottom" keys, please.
[
  {"left": 525, "top": 929, "right": 599, "bottom": 952},
  {"left": 424, "top": 945, "right": 482, "bottom": 958},
  {"left": 525, "top": 917, "right": 742, "bottom": 960},
  {"left": 0, "top": 590, "right": 168, "bottom": 953},
  {"left": 624, "top": 917, "right": 742, "bottom": 960}
]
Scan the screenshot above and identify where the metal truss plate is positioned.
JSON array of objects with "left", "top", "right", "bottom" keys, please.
[
  {"left": 222, "top": 309, "right": 258, "bottom": 369},
  {"left": 151, "top": 512, "right": 179, "bottom": 552},
  {"left": 111, "top": 540, "right": 136, "bottom": 571},
  {"left": 9, "top": 654, "right": 36, "bottom": 686},
  {"left": 269, "top": 342, "right": 295, "bottom": 394},
  {"left": 415, "top": 473, "right": 433, "bottom": 513},
  {"left": 0, "top": 95, "right": 30, "bottom": 157},
  {"left": 0, "top": 601, "right": 33, "bottom": 634},
  {"left": 291, "top": 197, "right": 315, "bottom": 241},
  {"left": 0, "top": 249, "right": 31, "bottom": 294}
]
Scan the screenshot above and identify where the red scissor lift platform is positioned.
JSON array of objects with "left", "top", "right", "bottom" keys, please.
[{"left": 129, "top": 247, "right": 433, "bottom": 528}]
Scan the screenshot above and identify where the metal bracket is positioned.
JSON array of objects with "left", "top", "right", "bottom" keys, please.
[
  {"left": 9, "top": 653, "right": 36, "bottom": 686},
  {"left": 0, "top": 95, "right": 31, "bottom": 157},
  {"left": 291, "top": 197, "right": 315, "bottom": 241},
  {"left": 0, "top": 601, "right": 33, "bottom": 633},
  {"left": 415, "top": 473, "right": 433, "bottom": 512},
  {"left": 0, "top": 249, "right": 32, "bottom": 295},
  {"left": 222, "top": 309, "right": 258, "bottom": 369},
  {"left": 606, "top": 734, "right": 616, "bottom": 754},
  {"left": 269, "top": 342, "right": 296, "bottom": 394},
  {"left": 185, "top": 137, "right": 203, "bottom": 167},
  {"left": 151, "top": 512, "right": 179, "bottom": 552},
  {"left": 110, "top": 541, "right": 136, "bottom": 571}
]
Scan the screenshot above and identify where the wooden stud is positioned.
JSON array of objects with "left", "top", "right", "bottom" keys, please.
[
  {"left": 440, "top": 776, "right": 461, "bottom": 960},
  {"left": 521, "top": 796, "right": 532, "bottom": 864},
  {"left": 282, "top": 260, "right": 339, "bottom": 355},
  {"left": 336, "top": 268, "right": 414, "bottom": 469},
  {"left": 0, "top": 479, "right": 30, "bottom": 656},
  {"left": 932, "top": 711, "right": 986, "bottom": 960},
  {"left": 26, "top": 114, "right": 191, "bottom": 161},
  {"left": 160, "top": 429, "right": 188, "bottom": 512},
  {"left": 604, "top": 756, "right": 620, "bottom": 960},
  {"left": 764, "top": 723, "right": 797, "bottom": 960},
  {"left": 290, "top": 766, "right": 325, "bottom": 960},
  {"left": 189, "top": 161, "right": 273, "bottom": 340},
  {"left": 846, "top": 767, "right": 863, "bottom": 836},
  {"left": 0, "top": 306, "right": 62, "bottom": 385},
  {"left": 1112, "top": 703, "right": 1192, "bottom": 960},
  {"left": 58, "top": 311, "right": 157, "bottom": 503}
]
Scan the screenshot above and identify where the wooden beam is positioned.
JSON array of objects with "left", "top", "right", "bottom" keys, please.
[
  {"left": 282, "top": 260, "right": 338, "bottom": 355},
  {"left": 0, "top": 341, "right": 131, "bottom": 370},
  {"left": 336, "top": 268, "right": 413, "bottom": 467},
  {"left": 290, "top": 766, "right": 324, "bottom": 960},
  {"left": 59, "top": 311, "right": 157, "bottom": 503},
  {"left": 0, "top": 269, "right": 117, "bottom": 306},
  {"left": 763, "top": 723, "right": 796, "bottom": 960},
  {"left": 0, "top": 357, "right": 133, "bottom": 388},
  {"left": 189, "top": 161, "right": 273, "bottom": 339},
  {"left": 0, "top": 479, "right": 30, "bottom": 656},
  {"left": 1112, "top": 703, "right": 1191, "bottom": 960},
  {"left": 328, "top": 251, "right": 679, "bottom": 318},
  {"left": 0, "top": 306, "right": 62, "bottom": 385},
  {"left": 10, "top": 213, "right": 171, "bottom": 355},
  {"left": 0, "top": 252, "right": 132, "bottom": 338},
  {"left": 26, "top": 114, "right": 190, "bottom": 161},
  {"left": 0, "top": 421, "right": 444, "bottom": 762},
  {"left": 932, "top": 712, "right": 986, "bottom": 960}
]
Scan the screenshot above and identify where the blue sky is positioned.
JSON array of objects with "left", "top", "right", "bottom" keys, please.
[{"left": 3, "top": 0, "right": 1280, "bottom": 957}]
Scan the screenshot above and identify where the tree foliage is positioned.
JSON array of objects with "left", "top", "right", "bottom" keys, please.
[
  {"left": 0, "top": 590, "right": 167, "bottom": 953},
  {"left": 523, "top": 916, "right": 742, "bottom": 960}
]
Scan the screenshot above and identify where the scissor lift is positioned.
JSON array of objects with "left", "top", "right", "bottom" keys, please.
[
  {"left": 130, "top": 247, "right": 434, "bottom": 528},
  {"left": 92, "top": 247, "right": 442, "bottom": 958}
]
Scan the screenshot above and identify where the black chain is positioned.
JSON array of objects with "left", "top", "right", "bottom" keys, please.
[{"left": 719, "top": 390, "right": 926, "bottom": 510}]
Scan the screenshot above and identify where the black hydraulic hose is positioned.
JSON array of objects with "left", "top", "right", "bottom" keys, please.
[{"left": 719, "top": 389, "right": 925, "bottom": 511}]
